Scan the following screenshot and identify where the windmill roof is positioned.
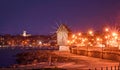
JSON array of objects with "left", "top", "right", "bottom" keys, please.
[{"left": 56, "top": 24, "right": 71, "bottom": 33}]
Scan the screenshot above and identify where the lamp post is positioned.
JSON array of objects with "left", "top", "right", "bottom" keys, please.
[{"left": 88, "top": 30, "right": 94, "bottom": 56}]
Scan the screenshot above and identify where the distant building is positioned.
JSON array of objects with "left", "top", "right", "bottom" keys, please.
[
  {"left": 56, "top": 24, "right": 71, "bottom": 46},
  {"left": 22, "top": 30, "right": 31, "bottom": 37}
]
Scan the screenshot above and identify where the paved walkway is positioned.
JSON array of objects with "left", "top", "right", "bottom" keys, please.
[{"left": 53, "top": 51, "right": 119, "bottom": 70}]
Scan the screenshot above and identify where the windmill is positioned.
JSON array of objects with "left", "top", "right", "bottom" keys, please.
[
  {"left": 50, "top": 21, "right": 72, "bottom": 51},
  {"left": 56, "top": 24, "right": 71, "bottom": 46}
]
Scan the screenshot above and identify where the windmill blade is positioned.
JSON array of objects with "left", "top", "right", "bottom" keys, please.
[
  {"left": 50, "top": 31, "right": 56, "bottom": 34},
  {"left": 55, "top": 21, "right": 60, "bottom": 28},
  {"left": 51, "top": 25, "right": 58, "bottom": 30}
]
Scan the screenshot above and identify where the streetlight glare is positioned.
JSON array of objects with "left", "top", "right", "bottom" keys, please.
[
  {"left": 39, "top": 41, "right": 42, "bottom": 45},
  {"left": 72, "top": 34, "right": 75, "bottom": 38},
  {"left": 88, "top": 30, "right": 94, "bottom": 36},
  {"left": 112, "top": 32, "right": 118, "bottom": 37},
  {"left": 105, "top": 28, "right": 109, "bottom": 32},
  {"left": 78, "top": 32, "right": 82, "bottom": 36},
  {"left": 67, "top": 40, "right": 70, "bottom": 44},
  {"left": 96, "top": 38, "right": 100, "bottom": 41}
]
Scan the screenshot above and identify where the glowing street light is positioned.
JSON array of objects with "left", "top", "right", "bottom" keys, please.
[
  {"left": 39, "top": 41, "right": 42, "bottom": 45},
  {"left": 89, "top": 30, "right": 93, "bottom": 35},
  {"left": 67, "top": 40, "right": 70, "bottom": 45},
  {"left": 112, "top": 32, "right": 118, "bottom": 37},
  {"left": 72, "top": 34, "right": 75, "bottom": 38},
  {"left": 105, "top": 36, "right": 108, "bottom": 39},
  {"left": 78, "top": 32, "right": 82, "bottom": 36},
  {"left": 96, "top": 37, "right": 100, "bottom": 41},
  {"left": 88, "top": 30, "right": 94, "bottom": 36},
  {"left": 105, "top": 28, "right": 109, "bottom": 32}
]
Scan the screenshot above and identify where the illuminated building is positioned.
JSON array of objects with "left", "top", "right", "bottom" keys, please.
[{"left": 22, "top": 30, "right": 31, "bottom": 37}]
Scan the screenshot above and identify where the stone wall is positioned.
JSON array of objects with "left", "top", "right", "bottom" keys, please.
[{"left": 71, "top": 47, "right": 120, "bottom": 61}]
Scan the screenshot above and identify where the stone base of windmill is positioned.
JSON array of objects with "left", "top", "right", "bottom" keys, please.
[{"left": 59, "top": 46, "right": 69, "bottom": 51}]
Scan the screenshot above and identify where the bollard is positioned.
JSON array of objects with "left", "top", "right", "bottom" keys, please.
[
  {"left": 111, "top": 66, "right": 112, "bottom": 70},
  {"left": 106, "top": 67, "right": 108, "bottom": 70},
  {"left": 114, "top": 66, "right": 116, "bottom": 70},
  {"left": 118, "top": 65, "right": 120, "bottom": 70},
  {"left": 101, "top": 67, "right": 103, "bottom": 70}
]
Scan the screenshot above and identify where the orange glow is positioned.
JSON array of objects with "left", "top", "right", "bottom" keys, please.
[
  {"left": 105, "top": 36, "right": 108, "bottom": 39},
  {"left": 88, "top": 30, "right": 93, "bottom": 36},
  {"left": 39, "top": 41, "right": 42, "bottom": 45},
  {"left": 72, "top": 34, "right": 75, "bottom": 38},
  {"left": 114, "top": 36, "right": 118, "bottom": 39},
  {"left": 78, "top": 32, "right": 82, "bottom": 36},
  {"left": 105, "top": 28, "right": 109, "bottom": 32},
  {"left": 112, "top": 32, "right": 118, "bottom": 37},
  {"left": 67, "top": 40, "right": 70, "bottom": 43},
  {"left": 96, "top": 37, "right": 102, "bottom": 41},
  {"left": 75, "top": 36, "right": 77, "bottom": 39},
  {"left": 96, "top": 38, "right": 100, "bottom": 41}
]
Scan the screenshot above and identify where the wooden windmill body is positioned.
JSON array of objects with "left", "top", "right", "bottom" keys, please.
[{"left": 56, "top": 24, "right": 71, "bottom": 51}]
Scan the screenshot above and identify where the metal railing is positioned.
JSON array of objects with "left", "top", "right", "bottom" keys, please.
[{"left": 89, "top": 65, "right": 120, "bottom": 70}]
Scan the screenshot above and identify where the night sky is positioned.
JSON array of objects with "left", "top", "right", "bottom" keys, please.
[{"left": 0, "top": 0, "right": 120, "bottom": 35}]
